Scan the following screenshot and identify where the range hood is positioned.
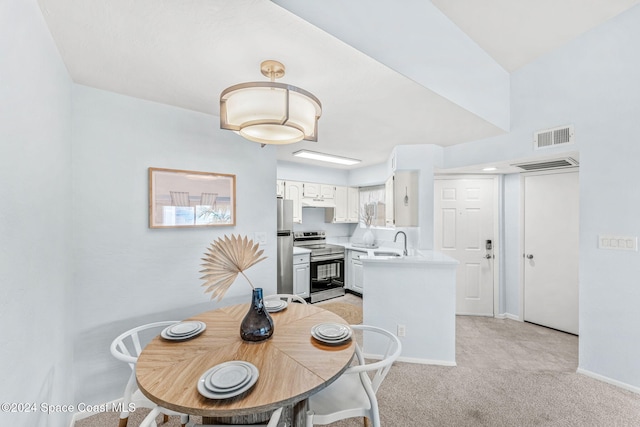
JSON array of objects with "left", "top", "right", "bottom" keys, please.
[{"left": 301, "top": 197, "right": 335, "bottom": 208}]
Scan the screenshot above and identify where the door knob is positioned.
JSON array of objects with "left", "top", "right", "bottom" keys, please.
[
  {"left": 485, "top": 254, "right": 492, "bottom": 259},
  {"left": 526, "top": 254, "right": 534, "bottom": 259}
]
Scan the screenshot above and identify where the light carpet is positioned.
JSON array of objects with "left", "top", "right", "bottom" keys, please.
[
  {"left": 316, "top": 301, "right": 362, "bottom": 325},
  {"left": 75, "top": 297, "right": 640, "bottom": 427}
]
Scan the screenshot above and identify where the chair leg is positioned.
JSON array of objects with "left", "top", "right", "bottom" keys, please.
[
  {"left": 363, "top": 416, "right": 370, "bottom": 427},
  {"left": 163, "top": 414, "right": 169, "bottom": 423},
  {"left": 118, "top": 417, "right": 128, "bottom": 427}
]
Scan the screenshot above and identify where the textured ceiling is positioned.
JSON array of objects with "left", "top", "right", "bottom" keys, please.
[
  {"left": 430, "top": 0, "right": 640, "bottom": 71},
  {"left": 38, "top": 0, "right": 639, "bottom": 168}
]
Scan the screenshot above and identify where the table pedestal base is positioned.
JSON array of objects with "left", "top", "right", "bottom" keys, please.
[{"left": 201, "top": 399, "right": 308, "bottom": 427}]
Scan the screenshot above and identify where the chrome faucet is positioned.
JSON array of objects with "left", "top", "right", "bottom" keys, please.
[{"left": 394, "top": 231, "right": 408, "bottom": 256}]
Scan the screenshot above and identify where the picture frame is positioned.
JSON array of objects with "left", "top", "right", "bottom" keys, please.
[{"left": 149, "top": 167, "right": 236, "bottom": 228}]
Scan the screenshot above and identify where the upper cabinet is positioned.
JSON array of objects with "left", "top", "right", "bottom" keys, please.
[
  {"left": 347, "top": 187, "right": 359, "bottom": 222},
  {"left": 332, "top": 186, "right": 348, "bottom": 222},
  {"left": 278, "top": 179, "right": 359, "bottom": 224},
  {"left": 385, "top": 170, "right": 419, "bottom": 227},
  {"left": 303, "top": 182, "right": 335, "bottom": 199},
  {"left": 283, "top": 180, "right": 303, "bottom": 224},
  {"left": 325, "top": 186, "right": 359, "bottom": 223}
]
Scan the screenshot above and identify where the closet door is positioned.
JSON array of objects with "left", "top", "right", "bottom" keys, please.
[{"left": 523, "top": 171, "right": 579, "bottom": 334}]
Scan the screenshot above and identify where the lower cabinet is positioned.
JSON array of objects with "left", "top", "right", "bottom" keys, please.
[
  {"left": 347, "top": 250, "right": 365, "bottom": 294},
  {"left": 293, "top": 253, "right": 310, "bottom": 298}
]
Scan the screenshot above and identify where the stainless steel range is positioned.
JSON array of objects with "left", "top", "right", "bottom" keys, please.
[{"left": 293, "top": 231, "right": 345, "bottom": 303}]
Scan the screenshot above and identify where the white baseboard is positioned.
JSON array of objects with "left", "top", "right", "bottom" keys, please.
[
  {"left": 397, "top": 355, "right": 457, "bottom": 366},
  {"left": 577, "top": 368, "right": 640, "bottom": 394},
  {"left": 494, "top": 313, "right": 520, "bottom": 321}
]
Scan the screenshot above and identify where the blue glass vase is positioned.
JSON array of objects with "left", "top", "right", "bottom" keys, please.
[{"left": 240, "top": 288, "right": 274, "bottom": 342}]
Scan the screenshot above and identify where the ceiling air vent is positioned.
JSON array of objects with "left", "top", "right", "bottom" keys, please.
[
  {"left": 512, "top": 157, "right": 579, "bottom": 172},
  {"left": 534, "top": 125, "right": 574, "bottom": 149}
]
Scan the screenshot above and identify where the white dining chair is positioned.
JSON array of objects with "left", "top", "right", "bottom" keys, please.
[
  {"left": 110, "top": 321, "right": 190, "bottom": 427},
  {"left": 264, "top": 293, "right": 308, "bottom": 304},
  {"left": 139, "top": 406, "right": 283, "bottom": 427},
  {"left": 305, "top": 325, "right": 402, "bottom": 427}
]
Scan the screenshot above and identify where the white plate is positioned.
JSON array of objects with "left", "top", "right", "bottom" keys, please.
[
  {"left": 161, "top": 321, "right": 206, "bottom": 341},
  {"left": 265, "top": 300, "right": 288, "bottom": 313},
  {"left": 311, "top": 324, "right": 352, "bottom": 345},
  {"left": 311, "top": 330, "right": 352, "bottom": 345},
  {"left": 265, "top": 300, "right": 286, "bottom": 308},
  {"left": 314, "top": 323, "right": 349, "bottom": 338},
  {"left": 312, "top": 329, "right": 349, "bottom": 341},
  {"left": 264, "top": 300, "right": 285, "bottom": 308},
  {"left": 207, "top": 362, "right": 252, "bottom": 390},
  {"left": 197, "top": 362, "right": 259, "bottom": 399},
  {"left": 169, "top": 321, "right": 201, "bottom": 336}
]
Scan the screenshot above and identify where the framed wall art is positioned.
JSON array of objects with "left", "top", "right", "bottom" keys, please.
[{"left": 149, "top": 167, "right": 236, "bottom": 228}]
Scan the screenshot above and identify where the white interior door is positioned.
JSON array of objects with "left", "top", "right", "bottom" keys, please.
[
  {"left": 435, "top": 178, "right": 496, "bottom": 316},
  {"left": 523, "top": 171, "right": 579, "bottom": 335}
]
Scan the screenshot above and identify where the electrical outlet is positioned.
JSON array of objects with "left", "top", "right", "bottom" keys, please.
[
  {"left": 397, "top": 324, "right": 406, "bottom": 337},
  {"left": 599, "top": 234, "right": 637, "bottom": 251}
]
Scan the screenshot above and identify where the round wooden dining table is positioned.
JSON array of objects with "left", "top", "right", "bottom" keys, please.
[{"left": 136, "top": 301, "right": 356, "bottom": 426}]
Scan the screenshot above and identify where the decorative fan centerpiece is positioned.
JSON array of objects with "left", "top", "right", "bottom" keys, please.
[
  {"left": 200, "top": 234, "right": 266, "bottom": 301},
  {"left": 200, "top": 234, "right": 273, "bottom": 342}
]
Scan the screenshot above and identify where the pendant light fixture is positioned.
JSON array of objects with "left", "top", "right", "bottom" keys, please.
[{"left": 220, "top": 60, "right": 322, "bottom": 145}]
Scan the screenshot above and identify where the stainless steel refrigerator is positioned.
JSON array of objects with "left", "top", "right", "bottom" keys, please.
[{"left": 277, "top": 198, "right": 294, "bottom": 294}]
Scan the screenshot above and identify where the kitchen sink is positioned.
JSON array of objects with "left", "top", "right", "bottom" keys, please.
[{"left": 372, "top": 251, "right": 402, "bottom": 257}]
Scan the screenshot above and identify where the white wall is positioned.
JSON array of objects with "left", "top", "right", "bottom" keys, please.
[
  {"left": 71, "top": 85, "right": 278, "bottom": 404},
  {"left": 444, "top": 5, "right": 640, "bottom": 390},
  {"left": 502, "top": 174, "right": 521, "bottom": 317},
  {"left": 277, "top": 160, "right": 349, "bottom": 185},
  {"left": 348, "top": 162, "right": 388, "bottom": 187},
  {"left": 0, "top": 1, "right": 73, "bottom": 426},
  {"left": 392, "top": 145, "right": 443, "bottom": 250}
]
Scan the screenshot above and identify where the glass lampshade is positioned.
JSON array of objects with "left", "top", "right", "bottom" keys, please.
[{"left": 220, "top": 81, "right": 321, "bottom": 144}]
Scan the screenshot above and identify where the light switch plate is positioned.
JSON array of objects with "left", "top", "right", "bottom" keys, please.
[
  {"left": 598, "top": 234, "right": 637, "bottom": 251},
  {"left": 254, "top": 232, "right": 267, "bottom": 245}
]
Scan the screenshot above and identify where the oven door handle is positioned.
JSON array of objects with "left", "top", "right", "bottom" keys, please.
[{"left": 310, "top": 254, "right": 344, "bottom": 262}]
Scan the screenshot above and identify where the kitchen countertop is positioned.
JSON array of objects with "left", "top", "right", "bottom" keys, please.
[
  {"left": 338, "top": 243, "right": 458, "bottom": 265},
  {"left": 293, "top": 246, "right": 312, "bottom": 255},
  {"left": 360, "top": 249, "right": 458, "bottom": 265},
  {"left": 338, "top": 243, "right": 401, "bottom": 256}
]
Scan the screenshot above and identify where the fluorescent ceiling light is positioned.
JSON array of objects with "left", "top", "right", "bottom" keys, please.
[
  {"left": 293, "top": 150, "right": 361, "bottom": 166},
  {"left": 482, "top": 167, "right": 497, "bottom": 171}
]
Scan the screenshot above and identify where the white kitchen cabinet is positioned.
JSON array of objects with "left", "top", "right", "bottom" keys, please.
[
  {"left": 284, "top": 181, "right": 303, "bottom": 224},
  {"left": 333, "top": 186, "right": 348, "bottom": 222},
  {"left": 325, "top": 186, "right": 359, "bottom": 223},
  {"left": 385, "top": 170, "right": 419, "bottom": 227},
  {"left": 347, "top": 249, "right": 365, "bottom": 294},
  {"left": 347, "top": 186, "right": 359, "bottom": 222},
  {"left": 352, "top": 256, "right": 364, "bottom": 294},
  {"left": 292, "top": 253, "right": 310, "bottom": 298},
  {"left": 302, "top": 182, "right": 334, "bottom": 199}
]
